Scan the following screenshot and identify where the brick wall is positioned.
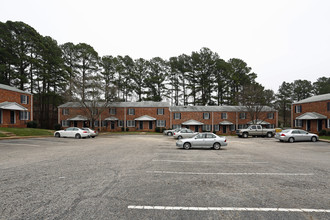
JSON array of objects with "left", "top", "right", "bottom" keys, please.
[
  {"left": 292, "top": 100, "right": 330, "bottom": 133},
  {"left": 0, "top": 88, "right": 33, "bottom": 128}
]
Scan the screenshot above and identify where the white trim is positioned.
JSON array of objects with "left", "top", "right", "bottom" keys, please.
[{"left": 128, "top": 205, "right": 330, "bottom": 213}]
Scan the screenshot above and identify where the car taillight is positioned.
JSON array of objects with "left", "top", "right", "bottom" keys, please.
[
  {"left": 83, "top": 131, "right": 87, "bottom": 133},
  {"left": 173, "top": 133, "right": 176, "bottom": 135},
  {"left": 94, "top": 131, "right": 96, "bottom": 133},
  {"left": 281, "top": 134, "right": 286, "bottom": 136},
  {"left": 225, "top": 139, "right": 227, "bottom": 142}
]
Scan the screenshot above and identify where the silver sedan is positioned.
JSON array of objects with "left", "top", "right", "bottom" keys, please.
[
  {"left": 275, "top": 129, "right": 319, "bottom": 143},
  {"left": 173, "top": 128, "right": 198, "bottom": 139},
  {"left": 176, "top": 133, "right": 228, "bottom": 150}
]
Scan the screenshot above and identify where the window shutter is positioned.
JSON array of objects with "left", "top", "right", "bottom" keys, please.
[
  {"left": 27, "top": 96, "right": 29, "bottom": 104},
  {"left": 20, "top": 95, "right": 23, "bottom": 103}
]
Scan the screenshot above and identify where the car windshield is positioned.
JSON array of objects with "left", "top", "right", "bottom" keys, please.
[{"left": 281, "top": 130, "right": 290, "bottom": 133}]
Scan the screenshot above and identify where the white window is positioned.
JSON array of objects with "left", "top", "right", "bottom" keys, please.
[
  {"left": 328, "top": 119, "right": 330, "bottom": 128},
  {"left": 94, "top": 120, "right": 99, "bottom": 127},
  {"left": 110, "top": 108, "right": 116, "bottom": 115},
  {"left": 295, "top": 105, "right": 302, "bottom": 113},
  {"left": 62, "top": 120, "right": 69, "bottom": 127},
  {"left": 118, "top": 120, "right": 124, "bottom": 127},
  {"left": 157, "top": 120, "right": 166, "bottom": 127},
  {"left": 173, "top": 124, "right": 181, "bottom": 129},
  {"left": 157, "top": 108, "right": 164, "bottom": 115},
  {"left": 127, "top": 120, "right": 135, "bottom": 127},
  {"left": 128, "top": 109, "right": 135, "bottom": 115},
  {"left": 21, "top": 95, "right": 28, "bottom": 104},
  {"left": 62, "top": 109, "right": 69, "bottom": 115},
  {"left": 221, "top": 113, "right": 227, "bottom": 119},
  {"left": 19, "top": 111, "right": 29, "bottom": 120},
  {"left": 239, "top": 113, "right": 246, "bottom": 119},
  {"left": 101, "top": 120, "right": 107, "bottom": 127},
  {"left": 203, "top": 113, "right": 210, "bottom": 119},
  {"left": 295, "top": 119, "right": 302, "bottom": 127},
  {"left": 267, "top": 113, "right": 274, "bottom": 119},
  {"left": 230, "top": 124, "right": 236, "bottom": 131},
  {"left": 214, "top": 124, "right": 219, "bottom": 131},
  {"left": 174, "top": 113, "right": 181, "bottom": 119},
  {"left": 92, "top": 109, "right": 98, "bottom": 115},
  {"left": 202, "top": 124, "right": 211, "bottom": 131},
  {"left": 238, "top": 124, "right": 248, "bottom": 129}
]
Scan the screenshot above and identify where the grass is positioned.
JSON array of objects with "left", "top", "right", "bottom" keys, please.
[
  {"left": 105, "top": 131, "right": 161, "bottom": 135},
  {"left": 0, "top": 127, "right": 54, "bottom": 136},
  {"left": 319, "top": 136, "right": 330, "bottom": 141},
  {"left": 0, "top": 132, "right": 8, "bottom": 137}
]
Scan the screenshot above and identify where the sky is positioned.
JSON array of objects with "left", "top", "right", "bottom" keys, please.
[{"left": 1, "top": 0, "right": 329, "bottom": 92}]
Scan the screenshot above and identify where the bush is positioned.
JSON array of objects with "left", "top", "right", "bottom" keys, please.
[
  {"left": 54, "top": 123, "right": 61, "bottom": 130},
  {"left": 327, "top": 130, "right": 330, "bottom": 136},
  {"left": 155, "top": 127, "right": 160, "bottom": 133},
  {"left": 126, "top": 127, "right": 129, "bottom": 131},
  {"left": 319, "top": 130, "right": 327, "bottom": 136},
  {"left": 27, "top": 121, "right": 38, "bottom": 128},
  {"left": 121, "top": 127, "right": 125, "bottom": 131}
]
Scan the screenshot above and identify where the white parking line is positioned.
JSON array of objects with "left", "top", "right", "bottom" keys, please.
[
  {"left": 152, "top": 160, "right": 268, "bottom": 164},
  {"left": 128, "top": 205, "right": 330, "bottom": 213},
  {"left": 0, "top": 143, "right": 40, "bottom": 147},
  {"left": 147, "top": 171, "right": 314, "bottom": 176}
]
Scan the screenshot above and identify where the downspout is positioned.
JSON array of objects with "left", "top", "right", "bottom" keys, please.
[
  {"left": 124, "top": 107, "right": 126, "bottom": 132},
  {"left": 211, "top": 111, "right": 214, "bottom": 132},
  {"left": 31, "top": 94, "right": 33, "bottom": 121}
]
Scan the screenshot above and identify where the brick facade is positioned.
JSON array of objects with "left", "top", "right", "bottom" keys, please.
[
  {"left": 0, "top": 84, "right": 33, "bottom": 128},
  {"left": 59, "top": 102, "right": 278, "bottom": 135},
  {"left": 292, "top": 94, "right": 330, "bottom": 134}
]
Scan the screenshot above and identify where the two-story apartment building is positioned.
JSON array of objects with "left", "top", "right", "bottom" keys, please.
[
  {"left": 292, "top": 93, "right": 330, "bottom": 133},
  {"left": 0, "top": 84, "right": 33, "bottom": 128},
  {"left": 58, "top": 101, "right": 278, "bottom": 135}
]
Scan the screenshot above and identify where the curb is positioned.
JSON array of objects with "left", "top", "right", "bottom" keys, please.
[{"left": 0, "top": 135, "right": 53, "bottom": 140}]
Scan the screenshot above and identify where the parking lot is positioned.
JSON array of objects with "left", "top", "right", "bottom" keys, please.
[{"left": 0, "top": 135, "right": 329, "bottom": 219}]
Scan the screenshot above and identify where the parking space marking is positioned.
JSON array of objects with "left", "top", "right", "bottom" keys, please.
[
  {"left": 128, "top": 205, "right": 330, "bottom": 213},
  {"left": 147, "top": 171, "right": 314, "bottom": 176},
  {"left": 0, "top": 143, "right": 40, "bottom": 147},
  {"left": 152, "top": 160, "right": 268, "bottom": 164}
]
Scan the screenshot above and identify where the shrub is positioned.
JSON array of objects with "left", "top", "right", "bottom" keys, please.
[
  {"left": 121, "top": 127, "right": 125, "bottom": 131},
  {"left": 27, "top": 121, "right": 38, "bottom": 128},
  {"left": 327, "top": 130, "right": 330, "bottom": 136},
  {"left": 54, "top": 123, "right": 61, "bottom": 130},
  {"left": 126, "top": 127, "right": 129, "bottom": 131},
  {"left": 319, "top": 130, "right": 327, "bottom": 136},
  {"left": 155, "top": 127, "right": 160, "bottom": 133}
]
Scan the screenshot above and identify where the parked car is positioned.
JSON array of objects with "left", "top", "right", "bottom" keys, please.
[
  {"left": 54, "top": 127, "right": 90, "bottom": 139},
  {"left": 173, "top": 128, "right": 198, "bottom": 139},
  {"left": 82, "top": 127, "right": 98, "bottom": 138},
  {"left": 176, "top": 133, "right": 227, "bottom": 150},
  {"left": 163, "top": 128, "right": 181, "bottom": 136},
  {"left": 275, "top": 129, "right": 319, "bottom": 143},
  {"left": 236, "top": 125, "right": 275, "bottom": 138}
]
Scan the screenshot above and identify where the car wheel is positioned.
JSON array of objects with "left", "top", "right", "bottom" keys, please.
[
  {"left": 178, "top": 136, "right": 183, "bottom": 140},
  {"left": 213, "top": 143, "right": 221, "bottom": 150},
  {"left": 267, "top": 132, "right": 272, "bottom": 138},
  {"left": 311, "top": 136, "right": 317, "bottom": 142},
  {"left": 183, "top": 142, "right": 191, "bottom": 150},
  {"left": 288, "top": 137, "right": 294, "bottom": 143},
  {"left": 75, "top": 133, "right": 81, "bottom": 139},
  {"left": 167, "top": 132, "right": 172, "bottom": 136},
  {"left": 92, "top": 136, "right": 96, "bottom": 138},
  {"left": 55, "top": 132, "right": 60, "bottom": 138},
  {"left": 243, "top": 133, "right": 248, "bottom": 138}
]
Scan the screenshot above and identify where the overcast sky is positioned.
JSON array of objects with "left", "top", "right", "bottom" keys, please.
[{"left": 1, "top": 0, "right": 329, "bottom": 92}]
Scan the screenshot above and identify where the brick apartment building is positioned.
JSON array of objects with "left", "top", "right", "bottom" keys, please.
[
  {"left": 58, "top": 101, "right": 278, "bottom": 135},
  {"left": 0, "top": 84, "right": 33, "bottom": 128},
  {"left": 292, "top": 93, "right": 330, "bottom": 134}
]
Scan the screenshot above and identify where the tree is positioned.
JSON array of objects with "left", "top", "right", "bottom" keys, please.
[
  {"left": 100, "top": 55, "right": 118, "bottom": 102},
  {"left": 313, "top": 77, "right": 330, "bottom": 95},
  {"left": 238, "top": 83, "right": 270, "bottom": 124},
  {"left": 132, "top": 58, "right": 148, "bottom": 101},
  {"left": 213, "top": 58, "right": 230, "bottom": 105},
  {"left": 144, "top": 57, "right": 168, "bottom": 101},
  {"left": 292, "top": 79, "right": 313, "bottom": 101},
  {"left": 275, "top": 82, "right": 293, "bottom": 127}
]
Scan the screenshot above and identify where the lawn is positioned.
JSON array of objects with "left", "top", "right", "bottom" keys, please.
[
  {"left": 0, "top": 132, "right": 8, "bottom": 137},
  {"left": 0, "top": 127, "right": 54, "bottom": 136},
  {"left": 319, "top": 136, "right": 330, "bottom": 141}
]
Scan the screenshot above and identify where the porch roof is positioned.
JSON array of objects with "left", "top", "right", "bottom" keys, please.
[
  {"left": 0, "top": 102, "right": 28, "bottom": 111},
  {"left": 296, "top": 112, "right": 327, "bottom": 120},
  {"left": 219, "top": 120, "right": 234, "bottom": 125},
  {"left": 134, "top": 115, "right": 156, "bottom": 121},
  {"left": 67, "top": 115, "right": 88, "bottom": 121},
  {"left": 182, "top": 119, "right": 204, "bottom": 126},
  {"left": 247, "top": 120, "right": 270, "bottom": 125},
  {"left": 104, "top": 116, "right": 119, "bottom": 121}
]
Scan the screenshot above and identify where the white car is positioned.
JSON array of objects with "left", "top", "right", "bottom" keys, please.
[
  {"left": 275, "top": 129, "right": 319, "bottom": 143},
  {"left": 163, "top": 128, "right": 181, "bottom": 136},
  {"left": 54, "top": 127, "right": 90, "bottom": 139},
  {"left": 82, "top": 127, "right": 98, "bottom": 138},
  {"left": 173, "top": 128, "right": 198, "bottom": 139},
  {"left": 176, "top": 133, "right": 228, "bottom": 150}
]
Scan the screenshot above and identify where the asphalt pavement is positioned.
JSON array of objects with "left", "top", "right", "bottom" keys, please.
[{"left": 0, "top": 135, "right": 329, "bottom": 219}]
